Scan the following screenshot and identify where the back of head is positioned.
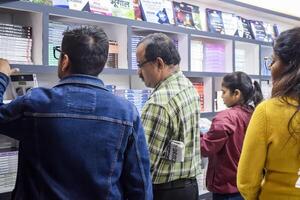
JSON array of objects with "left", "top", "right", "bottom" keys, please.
[
  {"left": 62, "top": 26, "right": 109, "bottom": 76},
  {"left": 137, "top": 33, "right": 181, "bottom": 66},
  {"left": 272, "top": 27, "right": 300, "bottom": 99},
  {"left": 222, "top": 71, "right": 263, "bottom": 107}
]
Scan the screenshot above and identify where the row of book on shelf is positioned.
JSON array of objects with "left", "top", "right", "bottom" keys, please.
[
  {"left": 106, "top": 81, "right": 205, "bottom": 113},
  {"left": 0, "top": 20, "right": 272, "bottom": 76},
  {"left": 23, "top": 0, "right": 281, "bottom": 43}
]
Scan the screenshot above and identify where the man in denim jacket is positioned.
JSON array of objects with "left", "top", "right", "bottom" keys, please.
[{"left": 0, "top": 26, "right": 152, "bottom": 199}]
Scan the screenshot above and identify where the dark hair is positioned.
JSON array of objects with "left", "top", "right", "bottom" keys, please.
[
  {"left": 272, "top": 27, "right": 300, "bottom": 98},
  {"left": 272, "top": 27, "right": 300, "bottom": 139},
  {"left": 222, "top": 71, "right": 263, "bottom": 107},
  {"left": 137, "top": 33, "right": 181, "bottom": 66},
  {"left": 62, "top": 26, "right": 109, "bottom": 76}
]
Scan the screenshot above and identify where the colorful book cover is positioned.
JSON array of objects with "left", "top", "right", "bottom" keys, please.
[
  {"left": 185, "top": 2, "right": 202, "bottom": 30},
  {"left": 206, "top": 8, "right": 224, "bottom": 34},
  {"left": 140, "top": 0, "right": 173, "bottom": 24},
  {"left": 161, "top": 0, "right": 174, "bottom": 25},
  {"left": 68, "top": 0, "right": 90, "bottom": 12},
  {"left": 221, "top": 11, "right": 237, "bottom": 36},
  {"left": 89, "top": 0, "right": 112, "bottom": 16},
  {"left": 110, "top": 0, "right": 134, "bottom": 19},
  {"left": 173, "top": 1, "right": 194, "bottom": 28},
  {"left": 133, "top": 0, "right": 143, "bottom": 20},
  {"left": 249, "top": 20, "right": 266, "bottom": 41}
]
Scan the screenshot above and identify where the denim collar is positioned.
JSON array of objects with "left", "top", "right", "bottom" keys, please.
[{"left": 56, "top": 74, "right": 108, "bottom": 91}]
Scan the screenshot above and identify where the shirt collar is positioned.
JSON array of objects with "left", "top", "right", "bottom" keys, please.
[
  {"left": 153, "top": 71, "right": 182, "bottom": 92},
  {"left": 55, "top": 74, "right": 108, "bottom": 91}
]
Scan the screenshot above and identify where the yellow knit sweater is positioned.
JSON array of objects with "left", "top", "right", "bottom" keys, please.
[{"left": 237, "top": 98, "right": 300, "bottom": 200}]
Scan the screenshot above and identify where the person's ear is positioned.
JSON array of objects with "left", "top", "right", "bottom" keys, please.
[
  {"left": 61, "top": 54, "right": 71, "bottom": 73},
  {"left": 156, "top": 57, "right": 165, "bottom": 70},
  {"left": 234, "top": 89, "right": 241, "bottom": 99}
]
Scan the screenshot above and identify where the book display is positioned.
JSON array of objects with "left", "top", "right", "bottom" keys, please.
[{"left": 0, "top": 0, "right": 299, "bottom": 198}]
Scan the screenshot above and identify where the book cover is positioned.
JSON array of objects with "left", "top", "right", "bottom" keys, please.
[
  {"left": 161, "top": 0, "right": 174, "bottom": 25},
  {"left": 133, "top": 0, "right": 143, "bottom": 20},
  {"left": 185, "top": 2, "right": 202, "bottom": 30},
  {"left": 221, "top": 11, "right": 237, "bottom": 36},
  {"left": 263, "top": 22, "right": 274, "bottom": 42},
  {"left": 89, "top": 0, "right": 112, "bottom": 16},
  {"left": 173, "top": 1, "right": 194, "bottom": 28},
  {"left": 68, "top": 0, "right": 90, "bottom": 12},
  {"left": 249, "top": 20, "right": 266, "bottom": 42},
  {"left": 110, "top": 0, "right": 134, "bottom": 19},
  {"left": 140, "top": 0, "right": 173, "bottom": 24},
  {"left": 52, "top": 0, "right": 69, "bottom": 8},
  {"left": 240, "top": 16, "right": 254, "bottom": 39},
  {"left": 235, "top": 16, "right": 243, "bottom": 37},
  {"left": 206, "top": 8, "right": 224, "bottom": 34}
]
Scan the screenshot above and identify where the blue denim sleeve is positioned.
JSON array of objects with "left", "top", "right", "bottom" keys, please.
[
  {"left": 121, "top": 109, "right": 153, "bottom": 200},
  {"left": 0, "top": 72, "right": 25, "bottom": 140}
]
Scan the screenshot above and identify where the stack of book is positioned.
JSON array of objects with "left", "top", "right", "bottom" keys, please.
[
  {"left": 235, "top": 48, "right": 246, "bottom": 72},
  {"left": 193, "top": 82, "right": 204, "bottom": 111},
  {"left": 115, "top": 89, "right": 152, "bottom": 114},
  {"left": 48, "top": 22, "right": 69, "bottom": 66},
  {"left": 190, "top": 40, "right": 204, "bottom": 72},
  {"left": 107, "top": 40, "right": 119, "bottom": 68},
  {"left": 204, "top": 43, "right": 225, "bottom": 72},
  {"left": 131, "top": 35, "right": 144, "bottom": 70},
  {"left": 0, "top": 23, "right": 32, "bottom": 65},
  {"left": 214, "top": 90, "right": 227, "bottom": 112},
  {"left": 0, "top": 151, "right": 18, "bottom": 194},
  {"left": 260, "top": 80, "right": 272, "bottom": 99}
]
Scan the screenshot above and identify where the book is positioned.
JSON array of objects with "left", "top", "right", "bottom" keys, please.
[
  {"left": 184, "top": 2, "right": 202, "bottom": 30},
  {"left": 250, "top": 20, "right": 266, "bottom": 42},
  {"left": 68, "top": 0, "right": 90, "bottom": 12},
  {"left": 140, "top": 0, "right": 173, "bottom": 24},
  {"left": 133, "top": 0, "right": 143, "bottom": 20},
  {"left": 173, "top": 1, "right": 194, "bottom": 28},
  {"left": 52, "top": 0, "right": 69, "bottom": 8},
  {"left": 263, "top": 22, "right": 274, "bottom": 43},
  {"left": 221, "top": 11, "right": 237, "bottom": 36},
  {"left": 238, "top": 16, "right": 254, "bottom": 39},
  {"left": 89, "top": 0, "right": 112, "bottom": 16},
  {"left": 206, "top": 8, "right": 224, "bottom": 34},
  {"left": 110, "top": 0, "right": 134, "bottom": 19}
]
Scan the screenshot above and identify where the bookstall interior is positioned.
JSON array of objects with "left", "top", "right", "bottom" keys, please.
[{"left": 0, "top": 0, "right": 299, "bottom": 198}]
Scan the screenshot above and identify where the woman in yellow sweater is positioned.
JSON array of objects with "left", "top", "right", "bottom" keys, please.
[{"left": 237, "top": 27, "right": 300, "bottom": 199}]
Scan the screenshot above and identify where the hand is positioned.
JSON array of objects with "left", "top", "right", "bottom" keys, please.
[{"left": 0, "top": 58, "right": 19, "bottom": 76}]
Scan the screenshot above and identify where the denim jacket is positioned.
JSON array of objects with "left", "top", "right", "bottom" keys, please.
[{"left": 0, "top": 73, "right": 153, "bottom": 200}]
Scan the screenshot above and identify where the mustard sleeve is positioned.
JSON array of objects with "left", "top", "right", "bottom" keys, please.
[{"left": 237, "top": 102, "right": 268, "bottom": 200}]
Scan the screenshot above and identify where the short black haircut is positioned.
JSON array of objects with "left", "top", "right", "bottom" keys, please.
[
  {"left": 137, "top": 33, "right": 181, "bottom": 66},
  {"left": 62, "top": 26, "right": 109, "bottom": 76}
]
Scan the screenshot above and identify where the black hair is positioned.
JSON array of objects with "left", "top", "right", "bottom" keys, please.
[
  {"left": 222, "top": 71, "right": 263, "bottom": 107},
  {"left": 137, "top": 33, "right": 181, "bottom": 66},
  {"left": 272, "top": 27, "right": 300, "bottom": 139},
  {"left": 61, "top": 26, "right": 109, "bottom": 76}
]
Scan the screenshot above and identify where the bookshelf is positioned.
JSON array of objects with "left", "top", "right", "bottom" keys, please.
[{"left": 0, "top": 0, "right": 299, "bottom": 197}]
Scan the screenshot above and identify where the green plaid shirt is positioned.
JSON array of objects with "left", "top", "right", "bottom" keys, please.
[{"left": 141, "top": 71, "right": 201, "bottom": 184}]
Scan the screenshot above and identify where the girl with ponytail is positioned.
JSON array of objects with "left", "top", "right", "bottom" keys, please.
[{"left": 201, "top": 71, "right": 263, "bottom": 200}]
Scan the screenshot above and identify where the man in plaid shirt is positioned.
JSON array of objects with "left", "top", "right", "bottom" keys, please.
[{"left": 136, "top": 33, "right": 201, "bottom": 200}]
